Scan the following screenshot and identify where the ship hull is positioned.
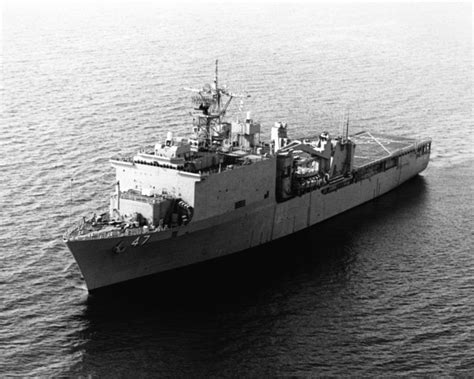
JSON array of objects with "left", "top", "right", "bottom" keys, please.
[{"left": 67, "top": 151, "right": 430, "bottom": 292}]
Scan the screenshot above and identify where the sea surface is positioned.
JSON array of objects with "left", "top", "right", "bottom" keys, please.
[{"left": 1, "top": 1, "right": 473, "bottom": 376}]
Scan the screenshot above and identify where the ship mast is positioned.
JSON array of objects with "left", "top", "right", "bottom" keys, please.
[
  {"left": 345, "top": 107, "right": 350, "bottom": 141},
  {"left": 184, "top": 61, "right": 250, "bottom": 148},
  {"left": 215, "top": 59, "right": 220, "bottom": 115}
]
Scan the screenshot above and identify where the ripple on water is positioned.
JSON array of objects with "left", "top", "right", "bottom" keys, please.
[{"left": 1, "top": 2, "right": 473, "bottom": 377}]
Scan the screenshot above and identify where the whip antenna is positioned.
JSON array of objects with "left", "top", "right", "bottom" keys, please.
[{"left": 70, "top": 178, "right": 73, "bottom": 228}]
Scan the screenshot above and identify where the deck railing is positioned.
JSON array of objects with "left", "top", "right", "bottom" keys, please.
[{"left": 65, "top": 224, "right": 174, "bottom": 241}]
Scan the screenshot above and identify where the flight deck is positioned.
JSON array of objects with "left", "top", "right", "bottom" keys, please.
[{"left": 352, "top": 131, "right": 418, "bottom": 168}]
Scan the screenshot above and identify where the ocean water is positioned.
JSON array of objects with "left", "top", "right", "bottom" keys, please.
[{"left": 1, "top": 1, "right": 473, "bottom": 376}]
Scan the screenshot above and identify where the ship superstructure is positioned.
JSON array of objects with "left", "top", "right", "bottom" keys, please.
[{"left": 64, "top": 61, "right": 432, "bottom": 292}]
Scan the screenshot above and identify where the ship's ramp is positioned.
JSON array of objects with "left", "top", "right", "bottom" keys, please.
[{"left": 351, "top": 131, "right": 416, "bottom": 168}]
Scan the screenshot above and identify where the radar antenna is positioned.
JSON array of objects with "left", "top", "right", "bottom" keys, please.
[{"left": 183, "top": 60, "right": 250, "bottom": 146}]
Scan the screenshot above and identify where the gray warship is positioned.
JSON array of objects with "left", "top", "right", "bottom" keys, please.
[{"left": 64, "top": 61, "right": 432, "bottom": 292}]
